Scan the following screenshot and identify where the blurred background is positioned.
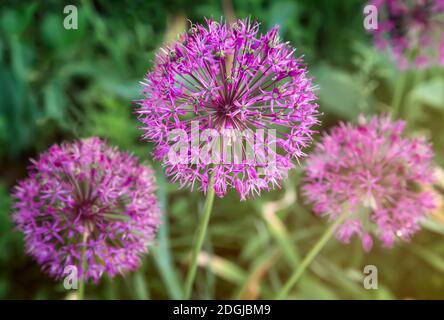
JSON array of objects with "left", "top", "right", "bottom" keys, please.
[{"left": 1, "top": 0, "right": 444, "bottom": 299}]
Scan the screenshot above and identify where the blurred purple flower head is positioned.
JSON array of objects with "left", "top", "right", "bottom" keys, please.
[
  {"left": 370, "top": 0, "right": 444, "bottom": 69},
  {"left": 12, "top": 138, "right": 161, "bottom": 282},
  {"left": 303, "top": 115, "right": 436, "bottom": 251},
  {"left": 136, "top": 18, "right": 319, "bottom": 200}
]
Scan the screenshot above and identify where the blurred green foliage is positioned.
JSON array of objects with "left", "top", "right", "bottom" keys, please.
[{"left": 0, "top": 0, "right": 443, "bottom": 299}]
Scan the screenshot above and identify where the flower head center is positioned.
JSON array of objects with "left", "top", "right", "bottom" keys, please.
[{"left": 75, "top": 199, "right": 98, "bottom": 222}]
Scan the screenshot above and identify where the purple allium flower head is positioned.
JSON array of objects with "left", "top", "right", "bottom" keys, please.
[
  {"left": 137, "top": 18, "right": 319, "bottom": 200},
  {"left": 370, "top": 0, "right": 444, "bottom": 69},
  {"left": 303, "top": 115, "right": 436, "bottom": 251},
  {"left": 12, "top": 138, "right": 161, "bottom": 282}
]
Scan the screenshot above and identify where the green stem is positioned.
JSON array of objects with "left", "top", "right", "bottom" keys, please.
[
  {"left": 405, "top": 70, "right": 425, "bottom": 122},
  {"left": 77, "top": 277, "right": 85, "bottom": 300},
  {"left": 77, "top": 231, "right": 88, "bottom": 300},
  {"left": 183, "top": 177, "right": 216, "bottom": 299},
  {"left": 392, "top": 71, "right": 408, "bottom": 118},
  {"left": 276, "top": 210, "right": 349, "bottom": 300}
]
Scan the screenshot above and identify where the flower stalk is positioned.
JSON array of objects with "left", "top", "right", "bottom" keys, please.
[
  {"left": 77, "top": 231, "right": 88, "bottom": 300},
  {"left": 276, "top": 210, "right": 349, "bottom": 300},
  {"left": 183, "top": 176, "right": 216, "bottom": 299}
]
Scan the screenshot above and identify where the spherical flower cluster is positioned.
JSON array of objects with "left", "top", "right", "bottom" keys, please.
[
  {"left": 370, "top": 0, "right": 444, "bottom": 69},
  {"left": 303, "top": 116, "right": 436, "bottom": 251},
  {"left": 12, "top": 138, "right": 161, "bottom": 282},
  {"left": 137, "top": 18, "right": 319, "bottom": 200}
]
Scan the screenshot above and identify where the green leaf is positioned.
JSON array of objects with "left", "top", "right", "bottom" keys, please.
[
  {"left": 410, "top": 244, "right": 444, "bottom": 273},
  {"left": 410, "top": 78, "right": 444, "bottom": 110},
  {"left": 1, "top": 3, "right": 38, "bottom": 34},
  {"left": 151, "top": 171, "right": 183, "bottom": 299},
  {"left": 313, "top": 64, "right": 371, "bottom": 119},
  {"left": 421, "top": 217, "right": 444, "bottom": 236},
  {"left": 268, "top": 1, "right": 298, "bottom": 34},
  {"left": 132, "top": 270, "right": 150, "bottom": 300},
  {"left": 43, "top": 82, "right": 67, "bottom": 125}
]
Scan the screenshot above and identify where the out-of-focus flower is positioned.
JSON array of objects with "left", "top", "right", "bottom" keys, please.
[
  {"left": 303, "top": 115, "right": 436, "bottom": 251},
  {"left": 12, "top": 138, "right": 160, "bottom": 283},
  {"left": 136, "top": 18, "right": 319, "bottom": 200},
  {"left": 370, "top": 0, "right": 444, "bottom": 69}
]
